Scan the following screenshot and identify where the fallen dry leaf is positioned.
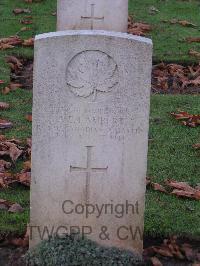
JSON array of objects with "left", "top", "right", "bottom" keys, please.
[
  {"left": 151, "top": 182, "right": 167, "bottom": 193},
  {"left": 22, "top": 37, "right": 34, "bottom": 46},
  {"left": 0, "top": 80, "right": 4, "bottom": 84},
  {"left": 0, "top": 119, "right": 13, "bottom": 129},
  {"left": 166, "top": 19, "right": 197, "bottom": 28},
  {"left": 20, "top": 26, "right": 32, "bottom": 32},
  {"left": 153, "top": 247, "right": 173, "bottom": 258},
  {"left": 171, "top": 189, "right": 200, "bottom": 200},
  {"left": 2, "top": 87, "right": 11, "bottom": 95},
  {"left": 0, "top": 36, "right": 23, "bottom": 46},
  {"left": 23, "top": 160, "right": 31, "bottom": 171},
  {"left": 25, "top": 113, "right": 32, "bottom": 122},
  {"left": 151, "top": 257, "right": 163, "bottom": 266},
  {"left": 178, "top": 20, "right": 197, "bottom": 27},
  {"left": 20, "top": 19, "right": 33, "bottom": 25},
  {"left": 0, "top": 43, "right": 14, "bottom": 50},
  {"left": 0, "top": 172, "right": 14, "bottom": 188},
  {"left": 171, "top": 111, "right": 200, "bottom": 127},
  {"left": 10, "top": 225, "right": 29, "bottom": 247},
  {"left": 16, "top": 171, "right": 31, "bottom": 187},
  {"left": 166, "top": 180, "right": 200, "bottom": 200},
  {"left": 9, "top": 83, "right": 22, "bottom": 90},
  {"left": 0, "top": 198, "right": 14, "bottom": 210},
  {"left": 0, "top": 141, "right": 23, "bottom": 162},
  {"left": 8, "top": 203, "right": 24, "bottom": 213},
  {"left": 186, "top": 37, "right": 200, "bottom": 43},
  {"left": 128, "top": 17, "right": 152, "bottom": 36},
  {"left": 189, "top": 50, "right": 200, "bottom": 59},
  {"left": 0, "top": 160, "right": 11, "bottom": 172},
  {"left": 0, "top": 102, "right": 10, "bottom": 110},
  {"left": 5, "top": 55, "right": 22, "bottom": 69},
  {"left": 13, "top": 8, "right": 31, "bottom": 15},
  {"left": 165, "top": 180, "right": 195, "bottom": 192},
  {"left": 193, "top": 143, "right": 200, "bottom": 150}
]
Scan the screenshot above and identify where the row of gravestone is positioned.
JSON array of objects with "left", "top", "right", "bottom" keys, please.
[{"left": 30, "top": 0, "right": 152, "bottom": 255}]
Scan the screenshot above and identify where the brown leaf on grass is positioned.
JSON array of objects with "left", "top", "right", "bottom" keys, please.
[
  {"left": 167, "top": 19, "right": 197, "bottom": 28},
  {"left": 186, "top": 37, "right": 200, "bottom": 43},
  {"left": 165, "top": 180, "right": 195, "bottom": 192},
  {"left": 20, "top": 19, "right": 33, "bottom": 25},
  {"left": 5, "top": 56, "right": 22, "bottom": 69},
  {"left": 16, "top": 171, "right": 31, "bottom": 187},
  {"left": 13, "top": 8, "right": 31, "bottom": 15},
  {"left": 25, "top": 113, "right": 32, "bottom": 122},
  {"left": 0, "top": 160, "right": 11, "bottom": 172},
  {"left": 181, "top": 243, "right": 195, "bottom": 261},
  {"left": 144, "top": 237, "right": 199, "bottom": 263},
  {"left": 193, "top": 143, "right": 200, "bottom": 150},
  {"left": 171, "top": 189, "right": 200, "bottom": 200},
  {"left": 151, "top": 182, "right": 167, "bottom": 193},
  {"left": 8, "top": 203, "right": 24, "bottom": 213},
  {"left": 153, "top": 247, "right": 173, "bottom": 258},
  {"left": 128, "top": 17, "right": 152, "bottom": 36},
  {"left": 0, "top": 102, "right": 10, "bottom": 110},
  {"left": 0, "top": 80, "right": 4, "bottom": 84},
  {"left": 178, "top": 20, "right": 197, "bottom": 27},
  {"left": 151, "top": 257, "right": 163, "bottom": 266},
  {"left": 0, "top": 137, "right": 24, "bottom": 162},
  {"left": 128, "top": 22, "right": 152, "bottom": 36},
  {"left": 171, "top": 111, "right": 200, "bottom": 127},
  {"left": 10, "top": 225, "right": 29, "bottom": 247},
  {"left": 0, "top": 43, "right": 14, "bottom": 50},
  {"left": 0, "top": 36, "right": 23, "bottom": 46},
  {"left": 9, "top": 83, "right": 22, "bottom": 90},
  {"left": 22, "top": 37, "right": 34, "bottom": 46},
  {"left": 182, "top": 77, "right": 200, "bottom": 88},
  {"left": 0, "top": 199, "right": 16, "bottom": 210},
  {"left": 0, "top": 119, "right": 13, "bottom": 129},
  {"left": 189, "top": 50, "right": 200, "bottom": 59},
  {"left": 8, "top": 142, "right": 23, "bottom": 162},
  {"left": 27, "top": 138, "right": 32, "bottom": 148},
  {"left": 20, "top": 26, "right": 32, "bottom": 32},
  {"left": 2, "top": 87, "right": 11, "bottom": 95},
  {"left": 166, "top": 180, "right": 200, "bottom": 200},
  {"left": 152, "top": 63, "right": 200, "bottom": 93},
  {"left": 0, "top": 172, "right": 14, "bottom": 188},
  {"left": 23, "top": 160, "right": 31, "bottom": 171}
]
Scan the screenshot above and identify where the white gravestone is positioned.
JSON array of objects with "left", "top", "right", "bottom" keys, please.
[
  {"left": 57, "top": 0, "right": 128, "bottom": 32},
  {"left": 30, "top": 31, "right": 152, "bottom": 253}
]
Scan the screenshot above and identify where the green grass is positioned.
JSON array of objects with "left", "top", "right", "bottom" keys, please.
[
  {"left": 0, "top": 0, "right": 200, "bottom": 240},
  {"left": 129, "top": 0, "right": 200, "bottom": 63},
  {"left": 146, "top": 95, "right": 200, "bottom": 238}
]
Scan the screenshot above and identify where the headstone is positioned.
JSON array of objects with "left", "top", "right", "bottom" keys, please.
[
  {"left": 57, "top": 0, "right": 128, "bottom": 32},
  {"left": 30, "top": 30, "right": 152, "bottom": 253}
]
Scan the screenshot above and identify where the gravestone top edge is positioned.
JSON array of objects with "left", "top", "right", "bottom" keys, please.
[{"left": 35, "top": 30, "right": 153, "bottom": 45}]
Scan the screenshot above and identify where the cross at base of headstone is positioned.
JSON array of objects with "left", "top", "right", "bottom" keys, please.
[{"left": 57, "top": 0, "right": 129, "bottom": 32}]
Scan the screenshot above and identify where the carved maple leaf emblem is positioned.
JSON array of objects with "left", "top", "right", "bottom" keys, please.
[{"left": 66, "top": 51, "right": 119, "bottom": 100}]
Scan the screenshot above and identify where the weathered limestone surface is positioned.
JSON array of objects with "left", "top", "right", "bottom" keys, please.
[
  {"left": 30, "top": 30, "right": 152, "bottom": 253},
  {"left": 57, "top": 0, "right": 128, "bottom": 32}
]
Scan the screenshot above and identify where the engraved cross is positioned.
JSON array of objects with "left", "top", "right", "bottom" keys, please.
[
  {"left": 81, "top": 4, "right": 104, "bottom": 30},
  {"left": 70, "top": 146, "right": 108, "bottom": 203}
]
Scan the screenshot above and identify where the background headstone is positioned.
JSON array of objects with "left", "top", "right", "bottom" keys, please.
[
  {"left": 57, "top": 0, "right": 128, "bottom": 32},
  {"left": 30, "top": 31, "right": 152, "bottom": 253}
]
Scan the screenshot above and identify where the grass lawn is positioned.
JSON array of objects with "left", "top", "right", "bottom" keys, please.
[
  {"left": 129, "top": 0, "right": 200, "bottom": 63},
  {"left": 0, "top": 0, "right": 200, "bottom": 240}
]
